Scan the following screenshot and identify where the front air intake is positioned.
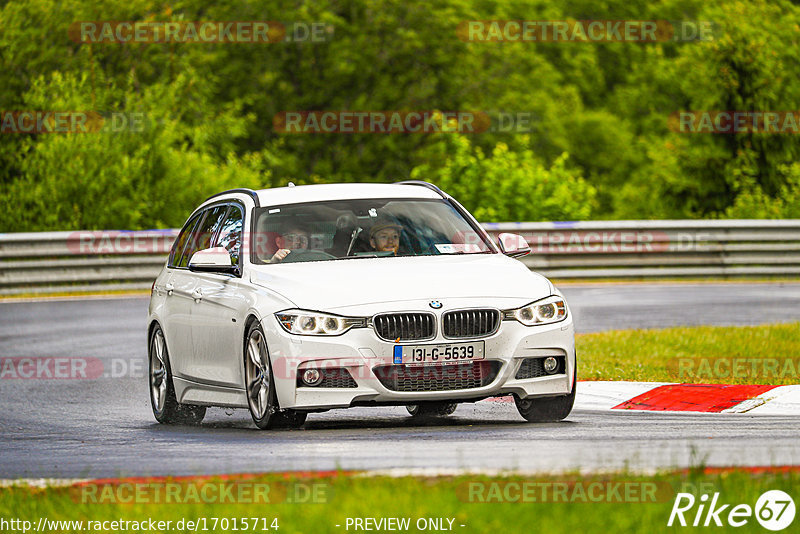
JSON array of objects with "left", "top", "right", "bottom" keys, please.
[
  {"left": 373, "top": 313, "right": 435, "bottom": 342},
  {"left": 515, "top": 356, "right": 566, "bottom": 379},
  {"left": 442, "top": 309, "right": 500, "bottom": 339},
  {"left": 373, "top": 361, "right": 500, "bottom": 392}
]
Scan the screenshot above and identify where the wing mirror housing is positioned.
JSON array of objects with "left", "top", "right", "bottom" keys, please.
[
  {"left": 188, "top": 247, "right": 238, "bottom": 274},
  {"left": 497, "top": 233, "right": 531, "bottom": 258}
]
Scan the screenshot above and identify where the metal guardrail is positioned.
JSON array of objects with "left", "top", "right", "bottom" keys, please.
[
  {"left": 0, "top": 230, "right": 178, "bottom": 295},
  {"left": 486, "top": 220, "right": 800, "bottom": 279},
  {"left": 1, "top": 221, "right": 799, "bottom": 295}
]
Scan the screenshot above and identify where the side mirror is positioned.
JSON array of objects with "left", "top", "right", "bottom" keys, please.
[
  {"left": 497, "top": 233, "right": 531, "bottom": 258},
  {"left": 189, "top": 247, "right": 237, "bottom": 274}
]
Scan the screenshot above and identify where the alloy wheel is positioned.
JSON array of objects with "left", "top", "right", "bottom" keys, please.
[{"left": 245, "top": 329, "right": 271, "bottom": 420}]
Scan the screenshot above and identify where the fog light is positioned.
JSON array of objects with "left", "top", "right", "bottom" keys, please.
[
  {"left": 301, "top": 368, "right": 322, "bottom": 386},
  {"left": 543, "top": 357, "right": 558, "bottom": 374}
]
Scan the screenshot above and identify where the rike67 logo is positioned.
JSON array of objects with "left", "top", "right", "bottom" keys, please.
[{"left": 668, "top": 490, "right": 795, "bottom": 530}]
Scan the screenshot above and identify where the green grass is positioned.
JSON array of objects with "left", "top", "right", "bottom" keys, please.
[
  {"left": 577, "top": 323, "right": 800, "bottom": 384},
  {"left": 0, "top": 289, "right": 149, "bottom": 300},
  {"left": 3, "top": 277, "right": 798, "bottom": 301},
  {"left": 1, "top": 470, "right": 798, "bottom": 533}
]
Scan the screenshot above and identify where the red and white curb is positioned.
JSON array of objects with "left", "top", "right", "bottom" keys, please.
[{"left": 576, "top": 381, "right": 800, "bottom": 414}]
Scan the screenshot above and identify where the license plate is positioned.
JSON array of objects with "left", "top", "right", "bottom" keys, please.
[{"left": 394, "top": 341, "right": 485, "bottom": 366}]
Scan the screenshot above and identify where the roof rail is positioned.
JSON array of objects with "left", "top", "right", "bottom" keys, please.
[
  {"left": 394, "top": 180, "right": 447, "bottom": 198},
  {"left": 203, "top": 188, "right": 261, "bottom": 207}
]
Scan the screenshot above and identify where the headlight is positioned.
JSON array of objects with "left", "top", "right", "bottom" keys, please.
[
  {"left": 275, "top": 309, "right": 366, "bottom": 336},
  {"left": 502, "top": 296, "right": 567, "bottom": 326}
]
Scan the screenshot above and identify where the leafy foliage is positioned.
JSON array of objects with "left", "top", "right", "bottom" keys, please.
[
  {"left": 412, "top": 135, "right": 595, "bottom": 221},
  {"left": 1, "top": 0, "right": 799, "bottom": 230}
]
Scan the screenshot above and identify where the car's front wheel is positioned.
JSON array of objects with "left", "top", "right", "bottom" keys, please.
[
  {"left": 406, "top": 402, "right": 458, "bottom": 418},
  {"left": 244, "top": 321, "right": 279, "bottom": 430},
  {"left": 149, "top": 324, "right": 206, "bottom": 425},
  {"left": 271, "top": 410, "right": 308, "bottom": 429},
  {"left": 514, "top": 367, "right": 576, "bottom": 422}
]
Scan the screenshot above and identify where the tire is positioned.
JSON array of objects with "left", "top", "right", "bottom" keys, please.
[
  {"left": 406, "top": 402, "right": 458, "bottom": 418},
  {"left": 271, "top": 410, "right": 308, "bottom": 429},
  {"left": 244, "top": 321, "right": 279, "bottom": 430},
  {"left": 148, "top": 324, "right": 206, "bottom": 425},
  {"left": 514, "top": 364, "right": 576, "bottom": 423}
]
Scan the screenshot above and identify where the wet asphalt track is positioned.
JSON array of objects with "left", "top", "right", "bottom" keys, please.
[{"left": 1, "top": 282, "right": 799, "bottom": 479}]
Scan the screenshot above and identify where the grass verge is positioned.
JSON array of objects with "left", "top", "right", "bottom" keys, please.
[
  {"left": 577, "top": 323, "right": 800, "bottom": 384},
  {"left": 0, "top": 290, "right": 150, "bottom": 301},
  {"left": 1, "top": 470, "right": 797, "bottom": 533}
]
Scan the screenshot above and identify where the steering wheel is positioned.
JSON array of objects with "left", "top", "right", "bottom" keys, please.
[{"left": 280, "top": 250, "right": 337, "bottom": 263}]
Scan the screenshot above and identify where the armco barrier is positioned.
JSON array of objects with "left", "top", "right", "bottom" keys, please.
[
  {"left": 486, "top": 220, "right": 800, "bottom": 279},
  {"left": 0, "top": 230, "right": 178, "bottom": 295},
  {"left": 1, "top": 221, "right": 798, "bottom": 295}
]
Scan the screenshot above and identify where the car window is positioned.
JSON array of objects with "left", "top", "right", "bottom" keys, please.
[
  {"left": 169, "top": 212, "right": 203, "bottom": 268},
  {"left": 251, "top": 198, "right": 492, "bottom": 264},
  {"left": 177, "top": 205, "right": 228, "bottom": 268},
  {"left": 213, "top": 205, "right": 244, "bottom": 268}
]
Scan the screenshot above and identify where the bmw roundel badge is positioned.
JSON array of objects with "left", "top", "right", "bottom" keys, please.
[{"left": 429, "top": 300, "right": 443, "bottom": 309}]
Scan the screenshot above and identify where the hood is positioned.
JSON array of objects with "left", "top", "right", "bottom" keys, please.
[{"left": 249, "top": 254, "right": 552, "bottom": 311}]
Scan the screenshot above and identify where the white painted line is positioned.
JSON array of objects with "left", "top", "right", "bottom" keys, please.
[
  {"left": 358, "top": 466, "right": 664, "bottom": 477},
  {"left": 725, "top": 385, "right": 800, "bottom": 415},
  {"left": 575, "top": 381, "right": 671, "bottom": 411},
  {"left": 571, "top": 381, "right": 799, "bottom": 414},
  {"left": 0, "top": 478, "right": 90, "bottom": 488},
  {"left": 0, "top": 468, "right": 664, "bottom": 484},
  {"left": 0, "top": 293, "right": 148, "bottom": 304}
]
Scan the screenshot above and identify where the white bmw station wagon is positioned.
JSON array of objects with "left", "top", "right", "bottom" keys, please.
[{"left": 147, "top": 181, "right": 576, "bottom": 429}]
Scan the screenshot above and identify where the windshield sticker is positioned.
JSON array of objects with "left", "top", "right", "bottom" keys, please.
[{"left": 435, "top": 243, "right": 483, "bottom": 253}]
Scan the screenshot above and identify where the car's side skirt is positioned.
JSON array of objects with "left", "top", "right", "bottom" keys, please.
[{"left": 173, "top": 376, "right": 248, "bottom": 408}]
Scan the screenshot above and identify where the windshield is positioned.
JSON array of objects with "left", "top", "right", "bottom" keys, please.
[{"left": 251, "top": 198, "right": 494, "bottom": 264}]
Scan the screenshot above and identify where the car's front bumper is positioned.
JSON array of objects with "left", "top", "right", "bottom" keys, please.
[{"left": 266, "top": 312, "right": 576, "bottom": 410}]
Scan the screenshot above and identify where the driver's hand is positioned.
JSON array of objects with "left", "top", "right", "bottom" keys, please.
[{"left": 271, "top": 249, "right": 291, "bottom": 263}]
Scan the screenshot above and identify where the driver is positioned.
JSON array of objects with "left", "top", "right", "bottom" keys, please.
[
  {"left": 369, "top": 219, "right": 402, "bottom": 255},
  {"left": 270, "top": 225, "right": 309, "bottom": 263}
]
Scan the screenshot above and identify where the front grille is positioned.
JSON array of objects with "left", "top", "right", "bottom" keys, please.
[
  {"left": 373, "top": 361, "right": 500, "bottom": 392},
  {"left": 515, "top": 356, "right": 566, "bottom": 379},
  {"left": 297, "top": 368, "right": 358, "bottom": 388},
  {"left": 442, "top": 309, "right": 500, "bottom": 339},
  {"left": 373, "top": 313, "right": 435, "bottom": 341}
]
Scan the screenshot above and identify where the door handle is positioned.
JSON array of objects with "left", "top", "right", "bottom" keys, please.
[
  {"left": 165, "top": 283, "right": 174, "bottom": 295},
  {"left": 192, "top": 288, "right": 203, "bottom": 301}
]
